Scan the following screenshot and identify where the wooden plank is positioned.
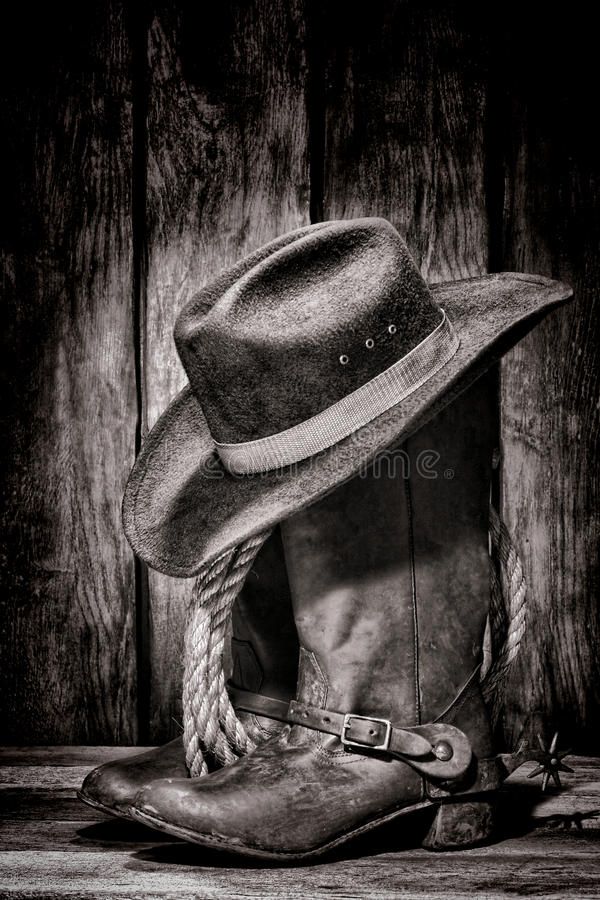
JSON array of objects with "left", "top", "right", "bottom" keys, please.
[
  {"left": 142, "top": 1, "right": 310, "bottom": 740},
  {"left": 494, "top": 8, "right": 600, "bottom": 749},
  {"left": 0, "top": 749, "right": 147, "bottom": 789},
  {"left": 318, "top": 2, "right": 488, "bottom": 282},
  {"left": 0, "top": 833, "right": 599, "bottom": 899},
  {"left": 0, "top": 820, "right": 165, "bottom": 852},
  {"left": 315, "top": 0, "right": 503, "bottom": 738},
  {"left": 0, "top": 748, "right": 153, "bottom": 768},
  {"left": 0, "top": 793, "right": 104, "bottom": 822},
  {"left": 504, "top": 759, "right": 600, "bottom": 830},
  {"left": 0, "top": 768, "right": 107, "bottom": 789},
  {"left": 315, "top": 0, "right": 499, "bottom": 652},
  {"left": 0, "top": 5, "right": 137, "bottom": 743}
]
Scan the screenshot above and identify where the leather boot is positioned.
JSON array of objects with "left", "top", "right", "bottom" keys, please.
[
  {"left": 78, "top": 528, "right": 297, "bottom": 819},
  {"left": 130, "top": 377, "right": 500, "bottom": 858}
]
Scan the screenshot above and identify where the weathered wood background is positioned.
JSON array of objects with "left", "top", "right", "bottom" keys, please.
[{"left": 1, "top": 1, "right": 598, "bottom": 748}]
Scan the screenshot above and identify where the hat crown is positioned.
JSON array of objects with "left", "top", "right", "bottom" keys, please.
[{"left": 175, "top": 218, "right": 442, "bottom": 445}]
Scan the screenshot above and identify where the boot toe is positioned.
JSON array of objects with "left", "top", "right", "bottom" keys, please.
[
  {"left": 79, "top": 739, "right": 187, "bottom": 817},
  {"left": 80, "top": 763, "right": 134, "bottom": 815}
]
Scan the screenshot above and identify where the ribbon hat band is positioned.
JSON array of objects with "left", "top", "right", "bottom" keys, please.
[{"left": 215, "top": 310, "right": 460, "bottom": 476}]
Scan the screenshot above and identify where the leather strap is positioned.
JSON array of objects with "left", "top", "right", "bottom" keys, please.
[
  {"left": 229, "top": 685, "right": 473, "bottom": 781},
  {"left": 232, "top": 688, "right": 290, "bottom": 723}
]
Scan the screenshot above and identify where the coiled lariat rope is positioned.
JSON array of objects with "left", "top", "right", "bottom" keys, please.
[
  {"left": 183, "top": 529, "right": 273, "bottom": 777},
  {"left": 481, "top": 505, "right": 527, "bottom": 720},
  {"left": 182, "top": 505, "right": 526, "bottom": 777}
]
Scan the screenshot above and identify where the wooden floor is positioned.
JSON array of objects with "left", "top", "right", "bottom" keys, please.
[{"left": 0, "top": 749, "right": 598, "bottom": 899}]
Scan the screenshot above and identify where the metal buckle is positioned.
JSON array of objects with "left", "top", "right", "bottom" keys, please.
[{"left": 342, "top": 713, "right": 392, "bottom": 752}]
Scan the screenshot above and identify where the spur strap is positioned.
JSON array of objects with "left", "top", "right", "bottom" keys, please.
[{"left": 229, "top": 685, "right": 473, "bottom": 781}]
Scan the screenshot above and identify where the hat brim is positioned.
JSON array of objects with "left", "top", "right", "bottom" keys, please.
[{"left": 123, "top": 272, "right": 572, "bottom": 577}]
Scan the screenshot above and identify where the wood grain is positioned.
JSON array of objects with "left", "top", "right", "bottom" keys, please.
[
  {"left": 318, "top": 1, "right": 488, "bottom": 282},
  {"left": 494, "top": 7, "right": 600, "bottom": 750},
  {"left": 0, "top": 3, "right": 137, "bottom": 743},
  {"left": 141, "top": 1, "right": 311, "bottom": 741},
  {"left": 2, "top": 841, "right": 599, "bottom": 900},
  {"left": 1, "top": 750, "right": 599, "bottom": 898},
  {"left": 0, "top": 747, "right": 150, "bottom": 767}
]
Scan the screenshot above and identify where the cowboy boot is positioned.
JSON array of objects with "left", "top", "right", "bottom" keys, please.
[
  {"left": 129, "top": 376, "right": 502, "bottom": 858},
  {"left": 78, "top": 527, "right": 297, "bottom": 819}
]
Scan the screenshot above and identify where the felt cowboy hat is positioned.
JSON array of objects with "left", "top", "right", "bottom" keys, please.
[{"left": 123, "top": 218, "right": 571, "bottom": 577}]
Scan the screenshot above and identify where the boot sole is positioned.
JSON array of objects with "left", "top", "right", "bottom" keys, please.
[
  {"left": 129, "top": 796, "right": 495, "bottom": 860},
  {"left": 77, "top": 790, "right": 134, "bottom": 821}
]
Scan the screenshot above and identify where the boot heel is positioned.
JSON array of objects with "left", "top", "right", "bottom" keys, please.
[{"left": 422, "top": 798, "right": 495, "bottom": 851}]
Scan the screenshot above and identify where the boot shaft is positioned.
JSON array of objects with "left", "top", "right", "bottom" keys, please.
[
  {"left": 406, "top": 374, "right": 497, "bottom": 724},
  {"left": 231, "top": 526, "right": 298, "bottom": 701},
  {"left": 280, "top": 375, "right": 497, "bottom": 729}
]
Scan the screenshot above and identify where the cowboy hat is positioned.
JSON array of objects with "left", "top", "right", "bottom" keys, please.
[{"left": 122, "top": 217, "right": 571, "bottom": 576}]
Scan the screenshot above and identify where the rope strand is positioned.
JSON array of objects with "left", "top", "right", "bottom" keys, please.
[
  {"left": 481, "top": 505, "right": 527, "bottom": 719},
  {"left": 183, "top": 530, "right": 272, "bottom": 776}
]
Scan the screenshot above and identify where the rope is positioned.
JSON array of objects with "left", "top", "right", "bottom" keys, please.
[
  {"left": 182, "top": 529, "right": 273, "bottom": 777},
  {"left": 481, "top": 505, "right": 527, "bottom": 718},
  {"left": 181, "top": 504, "right": 526, "bottom": 776}
]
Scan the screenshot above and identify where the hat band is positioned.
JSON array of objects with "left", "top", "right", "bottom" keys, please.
[{"left": 215, "top": 310, "right": 459, "bottom": 475}]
